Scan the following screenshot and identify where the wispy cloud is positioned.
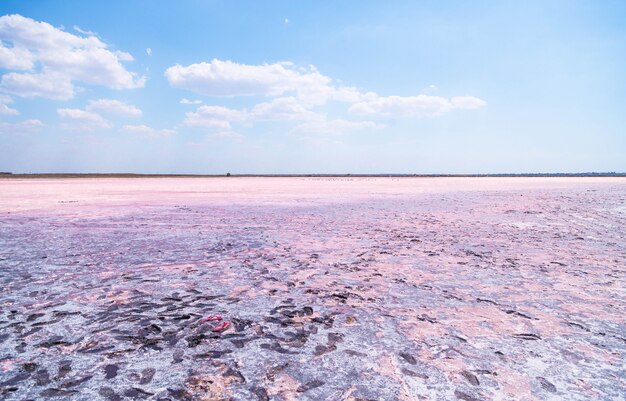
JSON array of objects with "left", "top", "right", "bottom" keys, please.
[
  {"left": 0, "top": 95, "right": 19, "bottom": 116},
  {"left": 0, "top": 119, "right": 44, "bottom": 135},
  {"left": 180, "top": 98, "right": 203, "bottom": 105},
  {"left": 57, "top": 108, "right": 110, "bottom": 131},
  {"left": 349, "top": 94, "right": 487, "bottom": 117},
  {"left": 122, "top": 124, "right": 176, "bottom": 138},
  {"left": 86, "top": 99, "right": 142, "bottom": 118},
  {"left": 73, "top": 25, "right": 96, "bottom": 36}
]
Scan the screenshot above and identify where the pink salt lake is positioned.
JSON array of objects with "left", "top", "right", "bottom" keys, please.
[{"left": 0, "top": 177, "right": 624, "bottom": 400}]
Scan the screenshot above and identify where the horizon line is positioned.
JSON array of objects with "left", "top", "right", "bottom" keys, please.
[{"left": 1, "top": 172, "right": 625, "bottom": 179}]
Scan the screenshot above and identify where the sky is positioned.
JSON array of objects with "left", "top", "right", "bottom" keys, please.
[{"left": 0, "top": 1, "right": 624, "bottom": 174}]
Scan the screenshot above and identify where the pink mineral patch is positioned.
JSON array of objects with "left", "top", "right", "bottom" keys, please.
[
  {"left": 212, "top": 321, "right": 231, "bottom": 332},
  {"left": 199, "top": 315, "right": 223, "bottom": 323}
]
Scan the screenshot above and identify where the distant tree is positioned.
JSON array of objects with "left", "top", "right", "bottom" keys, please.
[{"left": 226, "top": 172, "right": 231, "bottom": 176}]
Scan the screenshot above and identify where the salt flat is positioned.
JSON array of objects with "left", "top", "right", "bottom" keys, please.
[{"left": 0, "top": 177, "right": 625, "bottom": 400}]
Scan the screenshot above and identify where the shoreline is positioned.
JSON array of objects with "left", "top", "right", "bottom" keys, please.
[{"left": 1, "top": 172, "right": 625, "bottom": 179}]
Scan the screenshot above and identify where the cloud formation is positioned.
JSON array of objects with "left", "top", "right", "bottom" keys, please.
[
  {"left": 73, "top": 25, "right": 96, "bottom": 36},
  {"left": 182, "top": 97, "right": 319, "bottom": 132},
  {"left": 183, "top": 105, "right": 245, "bottom": 130},
  {"left": 165, "top": 59, "right": 361, "bottom": 106},
  {"left": 349, "top": 94, "right": 487, "bottom": 117},
  {"left": 52, "top": 99, "right": 143, "bottom": 132},
  {"left": 165, "top": 59, "right": 325, "bottom": 97},
  {"left": 0, "top": 14, "right": 145, "bottom": 100},
  {"left": 0, "top": 11, "right": 487, "bottom": 142},
  {"left": 122, "top": 124, "right": 176, "bottom": 138},
  {"left": 166, "top": 59, "right": 487, "bottom": 136},
  {"left": 86, "top": 99, "right": 142, "bottom": 118},
  {"left": 0, "top": 119, "right": 44, "bottom": 135},
  {"left": 0, "top": 95, "right": 19, "bottom": 115},
  {"left": 57, "top": 108, "right": 111, "bottom": 131},
  {"left": 180, "top": 98, "right": 203, "bottom": 105},
  {"left": 250, "top": 97, "right": 318, "bottom": 121}
]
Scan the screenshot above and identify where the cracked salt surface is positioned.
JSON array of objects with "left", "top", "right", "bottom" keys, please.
[{"left": 0, "top": 177, "right": 625, "bottom": 400}]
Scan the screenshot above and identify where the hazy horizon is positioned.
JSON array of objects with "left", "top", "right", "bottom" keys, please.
[
  {"left": 1, "top": 1, "right": 625, "bottom": 174},
  {"left": 1, "top": 172, "right": 625, "bottom": 177}
]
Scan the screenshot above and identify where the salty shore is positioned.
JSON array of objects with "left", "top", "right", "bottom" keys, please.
[{"left": 1, "top": 177, "right": 624, "bottom": 400}]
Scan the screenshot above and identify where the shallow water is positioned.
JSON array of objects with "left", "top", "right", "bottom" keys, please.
[{"left": 1, "top": 177, "right": 625, "bottom": 400}]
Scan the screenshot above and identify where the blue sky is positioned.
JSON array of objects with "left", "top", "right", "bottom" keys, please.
[{"left": 0, "top": 0, "right": 624, "bottom": 174}]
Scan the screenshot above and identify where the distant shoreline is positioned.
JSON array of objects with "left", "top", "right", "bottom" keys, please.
[{"left": 1, "top": 172, "right": 625, "bottom": 179}]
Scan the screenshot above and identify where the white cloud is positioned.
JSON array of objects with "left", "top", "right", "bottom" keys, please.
[
  {"left": 0, "top": 95, "right": 19, "bottom": 115},
  {"left": 192, "top": 105, "right": 247, "bottom": 121},
  {"left": 182, "top": 97, "right": 320, "bottom": 131},
  {"left": 250, "top": 97, "right": 318, "bottom": 121},
  {"left": 183, "top": 105, "right": 246, "bottom": 130},
  {"left": 86, "top": 99, "right": 142, "bottom": 117},
  {"left": 58, "top": 108, "right": 110, "bottom": 131},
  {"left": 0, "top": 71, "right": 75, "bottom": 100},
  {"left": 73, "top": 25, "right": 96, "bottom": 36},
  {"left": 166, "top": 59, "right": 486, "bottom": 122},
  {"left": 180, "top": 98, "right": 202, "bottom": 105},
  {"left": 165, "top": 59, "right": 380, "bottom": 110},
  {"left": 450, "top": 96, "right": 488, "bottom": 110},
  {"left": 55, "top": 100, "right": 140, "bottom": 132},
  {"left": 146, "top": 48, "right": 152, "bottom": 56},
  {"left": 349, "top": 94, "right": 487, "bottom": 118},
  {"left": 291, "top": 118, "right": 382, "bottom": 136},
  {"left": 122, "top": 124, "right": 176, "bottom": 138},
  {"left": 114, "top": 51, "right": 134, "bottom": 62},
  {"left": 165, "top": 59, "right": 339, "bottom": 104},
  {"left": 0, "top": 14, "right": 145, "bottom": 100},
  {"left": 0, "top": 119, "right": 44, "bottom": 135},
  {"left": 0, "top": 104, "right": 18, "bottom": 115},
  {"left": 0, "top": 42, "right": 34, "bottom": 70},
  {"left": 330, "top": 86, "right": 373, "bottom": 104},
  {"left": 168, "top": 59, "right": 487, "bottom": 136}
]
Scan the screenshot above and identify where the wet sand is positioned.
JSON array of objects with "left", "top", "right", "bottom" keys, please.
[{"left": 0, "top": 177, "right": 625, "bottom": 400}]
